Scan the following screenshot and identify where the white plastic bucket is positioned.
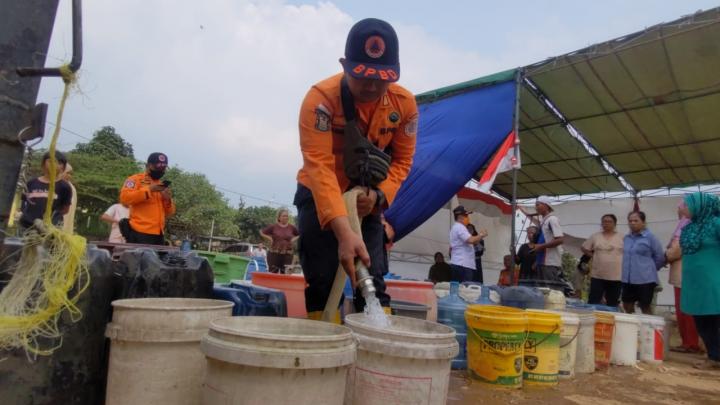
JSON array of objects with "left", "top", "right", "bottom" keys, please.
[
  {"left": 637, "top": 315, "right": 666, "bottom": 363},
  {"left": 663, "top": 314, "right": 672, "bottom": 359},
  {"left": 344, "top": 314, "right": 459, "bottom": 405},
  {"left": 567, "top": 309, "right": 595, "bottom": 374},
  {"left": 105, "top": 298, "right": 233, "bottom": 405},
  {"left": 557, "top": 312, "right": 580, "bottom": 378},
  {"left": 609, "top": 312, "right": 640, "bottom": 366},
  {"left": 201, "top": 317, "right": 356, "bottom": 404}
]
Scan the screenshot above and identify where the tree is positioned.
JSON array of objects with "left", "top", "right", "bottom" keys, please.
[
  {"left": 66, "top": 152, "right": 139, "bottom": 214},
  {"left": 163, "top": 167, "right": 238, "bottom": 239},
  {"left": 74, "top": 126, "right": 135, "bottom": 159},
  {"left": 235, "top": 205, "right": 279, "bottom": 242}
]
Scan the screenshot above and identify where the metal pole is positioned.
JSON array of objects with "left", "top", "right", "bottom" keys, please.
[
  {"left": 510, "top": 69, "right": 523, "bottom": 261},
  {"left": 0, "top": 0, "right": 60, "bottom": 245},
  {"left": 207, "top": 218, "right": 215, "bottom": 251}
]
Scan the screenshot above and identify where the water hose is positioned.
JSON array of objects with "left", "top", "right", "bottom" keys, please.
[{"left": 321, "top": 187, "right": 376, "bottom": 322}]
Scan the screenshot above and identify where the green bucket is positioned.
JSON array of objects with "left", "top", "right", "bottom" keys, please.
[{"left": 196, "top": 251, "right": 250, "bottom": 284}]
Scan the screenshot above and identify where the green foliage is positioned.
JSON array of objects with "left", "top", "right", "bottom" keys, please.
[
  {"left": 22, "top": 146, "right": 139, "bottom": 236},
  {"left": 163, "top": 167, "right": 239, "bottom": 239},
  {"left": 561, "top": 252, "right": 578, "bottom": 278},
  {"left": 66, "top": 152, "right": 140, "bottom": 214},
  {"left": 23, "top": 125, "right": 283, "bottom": 242},
  {"left": 234, "top": 205, "right": 279, "bottom": 242},
  {"left": 73, "top": 126, "right": 135, "bottom": 159},
  {"left": 562, "top": 252, "right": 590, "bottom": 300}
]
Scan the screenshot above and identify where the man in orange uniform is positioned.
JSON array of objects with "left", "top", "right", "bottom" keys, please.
[
  {"left": 119, "top": 152, "right": 175, "bottom": 245},
  {"left": 294, "top": 18, "right": 418, "bottom": 320}
]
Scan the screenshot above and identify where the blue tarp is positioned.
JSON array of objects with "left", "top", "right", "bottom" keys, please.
[{"left": 386, "top": 79, "right": 517, "bottom": 241}]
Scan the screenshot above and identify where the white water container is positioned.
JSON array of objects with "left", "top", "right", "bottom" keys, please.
[
  {"left": 344, "top": 314, "right": 458, "bottom": 405},
  {"left": 556, "top": 312, "right": 580, "bottom": 378},
  {"left": 201, "top": 317, "right": 356, "bottom": 404},
  {"left": 636, "top": 314, "right": 666, "bottom": 364},
  {"left": 105, "top": 298, "right": 233, "bottom": 405},
  {"left": 544, "top": 289, "right": 567, "bottom": 311},
  {"left": 609, "top": 313, "right": 640, "bottom": 366},
  {"left": 567, "top": 309, "right": 596, "bottom": 373}
]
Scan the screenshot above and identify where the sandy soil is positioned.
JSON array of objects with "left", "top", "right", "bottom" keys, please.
[{"left": 448, "top": 352, "right": 720, "bottom": 404}]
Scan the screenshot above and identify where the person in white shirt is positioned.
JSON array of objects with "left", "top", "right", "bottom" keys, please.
[
  {"left": 448, "top": 206, "right": 488, "bottom": 282},
  {"left": 526, "top": 196, "right": 564, "bottom": 281},
  {"left": 100, "top": 203, "right": 130, "bottom": 243},
  {"left": 253, "top": 243, "right": 268, "bottom": 258}
]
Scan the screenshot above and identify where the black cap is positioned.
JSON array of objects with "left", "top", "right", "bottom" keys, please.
[
  {"left": 147, "top": 152, "right": 168, "bottom": 166},
  {"left": 42, "top": 150, "right": 67, "bottom": 164},
  {"left": 453, "top": 205, "right": 472, "bottom": 216},
  {"left": 342, "top": 18, "right": 400, "bottom": 82}
]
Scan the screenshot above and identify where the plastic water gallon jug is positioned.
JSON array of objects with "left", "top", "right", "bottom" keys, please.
[
  {"left": 437, "top": 282, "right": 469, "bottom": 369},
  {"left": 212, "top": 282, "right": 287, "bottom": 317}
]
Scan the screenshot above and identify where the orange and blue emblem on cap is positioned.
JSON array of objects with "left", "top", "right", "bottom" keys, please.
[
  {"left": 147, "top": 152, "right": 168, "bottom": 167},
  {"left": 343, "top": 18, "right": 400, "bottom": 82}
]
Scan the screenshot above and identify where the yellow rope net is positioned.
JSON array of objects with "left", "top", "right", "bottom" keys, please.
[{"left": 0, "top": 65, "right": 90, "bottom": 356}]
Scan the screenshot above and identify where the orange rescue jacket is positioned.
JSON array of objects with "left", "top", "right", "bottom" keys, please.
[
  {"left": 119, "top": 172, "right": 176, "bottom": 235},
  {"left": 296, "top": 73, "right": 418, "bottom": 228}
]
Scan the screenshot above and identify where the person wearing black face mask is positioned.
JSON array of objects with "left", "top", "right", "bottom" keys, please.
[{"left": 119, "top": 152, "right": 175, "bottom": 245}]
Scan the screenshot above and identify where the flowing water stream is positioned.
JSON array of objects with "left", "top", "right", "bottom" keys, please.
[{"left": 363, "top": 294, "right": 390, "bottom": 328}]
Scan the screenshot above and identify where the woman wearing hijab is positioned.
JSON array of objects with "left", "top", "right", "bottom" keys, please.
[
  {"left": 680, "top": 192, "right": 720, "bottom": 369},
  {"left": 666, "top": 201, "right": 701, "bottom": 353}
]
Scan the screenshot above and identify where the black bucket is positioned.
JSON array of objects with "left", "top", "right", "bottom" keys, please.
[
  {"left": 0, "top": 237, "right": 115, "bottom": 405},
  {"left": 114, "top": 248, "right": 214, "bottom": 299}
]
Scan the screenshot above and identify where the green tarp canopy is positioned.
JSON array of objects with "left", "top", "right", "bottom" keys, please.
[{"left": 418, "top": 7, "right": 720, "bottom": 199}]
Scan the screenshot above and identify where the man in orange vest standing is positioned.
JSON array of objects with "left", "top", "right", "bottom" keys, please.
[
  {"left": 119, "top": 152, "right": 175, "bottom": 245},
  {"left": 294, "top": 18, "right": 418, "bottom": 321}
]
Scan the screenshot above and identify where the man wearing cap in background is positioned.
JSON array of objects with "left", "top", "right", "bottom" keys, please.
[
  {"left": 294, "top": 18, "right": 418, "bottom": 321},
  {"left": 119, "top": 152, "right": 175, "bottom": 245},
  {"left": 527, "top": 196, "right": 565, "bottom": 281},
  {"left": 449, "top": 206, "right": 488, "bottom": 282},
  {"left": 18, "top": 150, "right": 73, "bottom": 232}
]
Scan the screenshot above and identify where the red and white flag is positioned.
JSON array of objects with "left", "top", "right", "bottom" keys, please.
[{"left": 478, "top": 131, "right": 520, "bottom": 193}]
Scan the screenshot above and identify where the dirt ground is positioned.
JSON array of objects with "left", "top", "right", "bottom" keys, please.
[{"left": 447, "top": 352, "right": 720, "bottom": 404}]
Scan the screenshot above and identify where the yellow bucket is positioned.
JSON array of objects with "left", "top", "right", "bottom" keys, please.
[
  {"left": 465, "top": 305, "right": 527, "bottom": 389},
  {"left": 524, "top": 310, "right": 562, "bottom": 387}
]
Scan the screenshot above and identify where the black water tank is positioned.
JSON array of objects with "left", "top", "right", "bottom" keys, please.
[
  {"left": 0, "top": 238, "right": 115, "bottom": 405},
  {"left": 114, "top": 248, "right": 214, "bottom": 299}
]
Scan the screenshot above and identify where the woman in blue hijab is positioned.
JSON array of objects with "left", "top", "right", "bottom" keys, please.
[{"left": 680, "top": 192, "right": 720, "bottom": 369}]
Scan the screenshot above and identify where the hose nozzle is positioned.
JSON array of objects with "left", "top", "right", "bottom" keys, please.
[{"left": 355, "top": 263, "right": 376, "bottom": 298}]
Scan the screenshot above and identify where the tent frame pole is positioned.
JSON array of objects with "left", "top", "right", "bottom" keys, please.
[{"left": 510, "top": 69, "right": 523, "bottom": 263}]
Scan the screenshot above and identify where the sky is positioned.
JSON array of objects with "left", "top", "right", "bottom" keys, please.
[{"left": 37, "top": 0, "right": 719, "bottom": 209}]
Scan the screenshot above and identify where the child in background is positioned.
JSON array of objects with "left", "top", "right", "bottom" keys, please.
[{"left": 498, "top": 254, "right": 519, "bottom": 286}]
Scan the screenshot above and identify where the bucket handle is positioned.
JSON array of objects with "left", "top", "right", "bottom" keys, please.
[
  {"left": 466, "top": 320, "right": 530, "bottom": 357},
  {"left": 559, "top": 325, "right": 580, "bottom": 348},
  {"left": 524, "top": 324, "right": 560, "bottom": 350}
]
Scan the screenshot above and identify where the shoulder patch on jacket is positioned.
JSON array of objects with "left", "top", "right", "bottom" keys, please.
[
  {"left": 405, "top": 114, "right": 419, "bottom": 136},
  {"left": 124, "top": 179, "right": 136, "bottom": 188},
  {"left": 315, "top": 104, "right": 331, "bottom": 132}
]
